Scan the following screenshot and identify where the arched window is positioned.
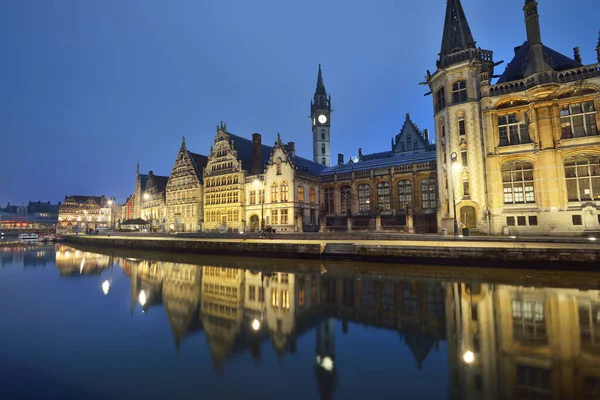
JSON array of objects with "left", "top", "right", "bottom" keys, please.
[
  {"left": 564, "top": 154, "right": 600, "bottom": 201},
  {"left": 458, "top": 115, "right": 466, "bottom": 136},
  {"left": 280, "top": 182, "right": 289, "bottom": 201},
  {"left": 398, "top": 180, "right": 412, "bottom": 208},
  {"left": 377, "top": 182, "right": 391, "bottom": 211},
  {"left": 436, "top": 88, "right": 446, "bottom": 112},
  {"left": 321, "top": 129, "right": 325, "bottom": 140},
  {"left": 421, "top": 178, "right": 437, "bottom": 209},
  {"left": 297, "top": 186, "right": 305, "bottom": 202},
  {"left": 324, "top": 187, "right": 334, "bottom": 214},
  {"left": 502, "top": 161, "right": 535, "bottom": 204},
  {"left": 452, "top": 80, "right": 467, "bottom": 104},
  {"left": 321, "top": 143, "right": 326, "bottom": 154},
  {"left": 309, "top": 188, "right": 316, "bottom": 203},
  {"left": 271, "top": 184, "right": 278, "bottom": 202},
  {"left": 358, "top": 184, "right": 371, "bottom": 213},
  {"left": 340, "top": 185, "right": 352, "bottom": 214},
  {"left": 276, "top": 159, "right": 282, "bottom": 175},
  {"left": 321, "top": 157, "right": 326, "bottom": 165}
]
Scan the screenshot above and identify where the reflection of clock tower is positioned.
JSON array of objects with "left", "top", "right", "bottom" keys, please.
[{"left": 311, "top": 64, "right": 332, "bottom": 166}]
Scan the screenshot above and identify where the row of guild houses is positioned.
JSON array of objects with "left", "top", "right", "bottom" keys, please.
[{"left": 125, "top": 0, "right": 600, "bottom": 236}]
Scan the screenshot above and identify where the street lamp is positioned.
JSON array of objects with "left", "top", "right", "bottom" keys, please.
[
  {"left": 451, "top": 152, "right": 461, "bottom": 237},
  {"left": 254, "top": 179, "right": 264, "bottom": 230}
]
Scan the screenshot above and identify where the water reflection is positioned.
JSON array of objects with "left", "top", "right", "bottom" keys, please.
[{"left": 3, "top": 244, "right": 600, "bottom": 398}]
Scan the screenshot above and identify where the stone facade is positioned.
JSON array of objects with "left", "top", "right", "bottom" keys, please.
[
  {"left": 426, "top": 0, "right": 600, "bottom": 235},
  {"left": 165, "top": 137, "right": 208, "bottom": 232},
  {"left": 140, "top": 171, "right": 169, "bottom": 232},
  {"left": 58, "top": 195, "right": 109, "bottom": 232}
]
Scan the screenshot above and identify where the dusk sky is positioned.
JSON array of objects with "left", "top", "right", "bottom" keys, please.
[{"left": 1, "top": 0, "right": 598, "bottom": 206}]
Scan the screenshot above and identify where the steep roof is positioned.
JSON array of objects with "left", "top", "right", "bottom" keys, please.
[
  {"left": 321, "top": 151, "right": 436, "bottom": 175},
  {"left": 188, "top": 151, "right": 209, "bottom": 182},
  {"left": 153, "top": 175, "right": 169, "bottom": 193},
  {"left": 228, "top": 133, "right": 325, "bottom": 175},
  {"left": 28, "top": 201, "right": 59, "bottom": 214},
  {"left": 497, "top": 41, "right": 583, "bottom": 83},
  {"left": 439, "top": 0, "right": 476, "bottom": 57},
  {"left": 71, "top": 196, "right": 105, "bottom": 207},
  {"left": 139, "top": 174, "right": 148, "bottom": 192}
]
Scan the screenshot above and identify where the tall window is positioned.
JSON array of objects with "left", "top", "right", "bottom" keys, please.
[
  {"left": 436, "top": 88, "right": 445, "bottom": 112},
  {"left": 249, "top": 190, "right": 256, "bottom": 205},
  {"left": 340, "top": 185, "right": 352, "bottom": 214},
  {"left": 324, "top": 187, "right": 334, "bottom": 214},
  {"left": 461, "top": 149, "right": 468, "bottom": 167},
  {"left": 280, "top": 182, "right": 289, "bottom": 201},
  {"left": 502, "top": 161, "right": 535, "bottom": 204},
  {"left": 579, "top": 302, "right": 600, "bottom": 355},
  {"left": 564, "top": 154, "right": 600, "bottom": 201},
  {"left": 463, "top": 180, "right": 470, "bottom": 197},
  {"left": 458, "top": 115, "right": 466, "bottom": 136},
  {"left": 498, "top": 113, "right": 531, "bottom": 146},
  {"left": 512, "top": 299, "right": 547, "bottom": 344},
  {"left": 452, "top": 80, "right": 467, "bottom": 104},
  {"left": 297, "top": 186, "right": 305, "bottom": 202},
  {"left": 259, "top": 189, "right": 264, "bottom": 204},
  {"left": 276, "top": 159, "right": 282, "bottom": 175},
  {"left": 321, "top": 157, "right": 326, "bottom": 165},
  {"left": 398, "top": 180, "right": 412, "bottom": 208},
  {"left": 271, "top": 209, "right": 278, "bottom": 225},
  {"left": 309, "top": 188, "right": 316, "bottom": 203},
  {"left": 377, "top": 182, "right": 391, "bottom": 211},
  {"left": 440, "top": 118, "right": 446, "bottom": 139},
  {"left": 270, "top": 184, "right": 278, "bottom": 202},
  {"left": 321, "top": 143, "right": 325, "bottom": 154},
  {"left": 358, "top": 184, "right": 371, "bottom": 213},
  {"left": 560, "top": 101, "right": 597, "bottom": 138},
  {"left": 321, "top": 129, "right": 325, "bottom": 140},
  {"left": 421, "top": 178, "right": 436, "bottom": 209},
  {"left": 281, "top": 209, "right": 288, "bottom": 224}
]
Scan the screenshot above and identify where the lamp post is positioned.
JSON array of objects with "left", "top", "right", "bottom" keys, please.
[{"left": 451, "top": 152, "right": 461, "bottom": 237}]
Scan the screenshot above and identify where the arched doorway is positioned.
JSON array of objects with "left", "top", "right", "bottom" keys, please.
[
  {"left": 460, "top": 206, "right": 477, "bottom": 228},
  {"left": 249, "top": 215, "right": 259, "bottom": 232}
]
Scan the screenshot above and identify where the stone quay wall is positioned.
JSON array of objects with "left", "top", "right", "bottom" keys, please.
[{"left": 63, "top": 234, "right": 600, "bottom": 269}]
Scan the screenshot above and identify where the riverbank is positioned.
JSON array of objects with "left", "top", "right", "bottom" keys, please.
[{"left": 64, "top": 233, "right": 600, "bottom": 269}]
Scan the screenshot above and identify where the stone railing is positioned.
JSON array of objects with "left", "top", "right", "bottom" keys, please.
[
  {"left": 488, "top": 63, "right": 600, "bottom": 97},
  {"left": 438, "top": 48, "right": 494, "bottom": 69}
]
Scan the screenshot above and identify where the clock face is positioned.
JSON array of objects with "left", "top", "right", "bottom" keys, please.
[{"left": 318, "top": 114, "right": 327, "bottom": 124}]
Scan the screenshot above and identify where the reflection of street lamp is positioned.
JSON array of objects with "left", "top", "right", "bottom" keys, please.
[
  {"left": 252, "top": 318, "right": 261, "bottom": 331},
  {"left": 254, "top": 179, "right": 264, "bottom": 230},
  {"left": 463, "top": 350, "right": 475, "bottom": 364},
  {"left": 102, "top": 280, "right": 110, "bottom": 295},
  {"left": 139, "top": 290, "right": 147, "bottom": 306},
  {"left": 451, "top": 152, "right": 461, "bottom": 237}
]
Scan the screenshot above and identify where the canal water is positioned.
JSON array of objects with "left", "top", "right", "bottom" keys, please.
[{"left": 1, "top": 244, "right": 599, "bottom": 399}]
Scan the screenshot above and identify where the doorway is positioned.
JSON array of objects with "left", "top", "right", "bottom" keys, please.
[
  {"left": 250, "top": 215, "right": 259, "bottom": 232},
  {"left": 460, "top": 206, "right": 476, "bottom": 228}
]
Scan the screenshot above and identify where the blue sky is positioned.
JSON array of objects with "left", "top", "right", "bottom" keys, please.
[{"left": 1, "top": 0, "right": 598, "bottom": 206}]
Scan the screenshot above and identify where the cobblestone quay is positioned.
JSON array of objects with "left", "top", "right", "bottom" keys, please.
[{"left": 63, "top": 233, "right": 600, "bottom": 269}]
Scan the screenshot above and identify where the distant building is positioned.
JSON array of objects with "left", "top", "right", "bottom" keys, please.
[
  {"left": 424, "top": 0, "right": 600, "bottom": 235},
  {"left": 122, "top": 194, "right": 135, "bottom": 222},
  {"left": 58, "top": 195, "right": 113, "bottom": 232},
  {"left": 0, "top": 201, "right": 59, "bottom": 230},
  {"left": 319, "top": 114, "right": 438, "bottom": 233},
  {"left": 131, "top": 163, "right": 169, "bottom": 231}
]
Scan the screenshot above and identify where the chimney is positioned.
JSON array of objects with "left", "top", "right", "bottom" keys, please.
[
  {"left": 573, "top": 47, "right": 582, "bottom": 64},
  {"left": 252, "top": 133, "right": 262, "bottom": 174},
  {"left": 287, "top": 141, "right": 295, "bottom": 158},
  {"left": 337, "top": 153, "right": 344, "bottom": 165},
  {"left": 358, "top": 148, "right": 363, "bottom": 160},
  {"left": 523, "top": 0, "right": 550, "bottom": 75},
  {"left": 423, "top": 128, "right": 430, "bottom": 144}
]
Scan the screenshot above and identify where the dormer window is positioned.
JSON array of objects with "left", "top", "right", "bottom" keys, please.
[
  {"left": 436, "top": 88, "right": 446, "bottom": 112},
  {"left": 452, "top": 81, "right": 467, "bottom": 104},
  {"left": 498, "top": 113, "right": 531, "bottom": 146},
  {"left": 276, "top": 159, "right": 282, "bottom": 175}
]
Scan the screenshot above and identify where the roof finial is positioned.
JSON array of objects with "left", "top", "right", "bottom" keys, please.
[
  {"left": 439, "top": 0, "right": 476, "bottom": 62},
  {"left": 181, "top": 136, "right": 186, "bottom": 150},
  {"left": 315, "top": 63, "right": 326, "bottom": 95},
  {"left": 136, "top": 162, "right": 139, "bottom": 176}
]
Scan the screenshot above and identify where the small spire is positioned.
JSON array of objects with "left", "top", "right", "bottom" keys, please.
[
  {"left": 573, "top": 47, "right": 582, "bottom": 64},
  {"left": 136, "top": 162, "right": 139, "bottom": 176},
  {"left": 439, "top": 0, "right": 476, "bottom": 58},
  {"left": 315, "top": 63, "right": 326, "bottom": 95},
  {"left": 181, "top": 136, "right": 186, "bottom": 150}
]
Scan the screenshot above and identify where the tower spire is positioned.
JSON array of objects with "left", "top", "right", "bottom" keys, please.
[
  {"left": 315, "top": 63, "right": 326, "bottom": 95},
  {"left": 439, "top": 0, "right": 476, "bottom": 60},
  {"left": 181, "top": 136, "right": 186, "bottom": 150}
]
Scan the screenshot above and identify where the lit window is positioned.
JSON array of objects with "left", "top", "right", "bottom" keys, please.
[
  {"left": 271, "top": 185, "right": 278, "bottom": 202},
  {"left": 561, "top": 101, "right": 597, "bottom": 139},
  {"left": 280, "top": 183, "right": 289, "bottom": 201},
  {"left": 377, "top": 182, "right": 391, "bottom": 211},
  {"left": 564, "top": 154, "right": 600, "bottom": 201},
  {"left": 358, "top": 184, "right": 371, "bottom": 213},
  {"left": 502, "top": 161, "right": 535, "bottom": 204},
  {"left": 249, "top": 190, "right": 256, "bottom": 205},
  {"left": 281, "top": 209, "right": 288, "bottom": 224},
  {"left": 398, "top": 180, "right": 412, "bottom": 208},
  {"left": 297, "top": 186, "right": 305, "bottom": 202},
  {"left": 271, "top": 209, "right": 278, "bottom": 225},
  {"left": 498, "top": 113, "right": 531, "bottom": 146},
  {"left": 309, "top": 188, "right": 316, "bottom": 203}
]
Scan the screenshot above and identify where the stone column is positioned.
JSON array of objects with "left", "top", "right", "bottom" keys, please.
[
  {"left": 407, "top": 211, "right": 414, "bottom": 233},
  {"left": 375, "top": 214, "right": 381, "bottom": 232},
  {"left": 347, "top": 216, "right": 352, "bottom": 231}
]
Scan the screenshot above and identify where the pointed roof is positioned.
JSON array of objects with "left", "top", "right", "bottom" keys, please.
[
  {"left": 188, "top": 151, "right": 209, "bottom": 182},
  {"left": 315, "top": 64, "right": 327, "bottom": 95},
  {"left": 439, "top": 0, "right": 476, "bottom": 57}
]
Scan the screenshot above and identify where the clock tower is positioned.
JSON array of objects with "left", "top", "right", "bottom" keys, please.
[{"left": 311, "top": 64, "right": 332, "bottom": 166}]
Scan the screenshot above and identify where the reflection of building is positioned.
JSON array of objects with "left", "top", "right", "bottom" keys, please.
[
  {"left": 446, "top": 283, "right": 600, "bottom": 399},
  {"left": 54, "top": 245, "right": 111, "bottom": 276},
  {"left": 426, "top": 0, "right": 600, "bottom": 234}
]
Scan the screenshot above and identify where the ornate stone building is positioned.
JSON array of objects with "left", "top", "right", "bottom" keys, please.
[
  {"left": 58, "top": 195, "right": 109, "bottom": 232},
  {"left": 132, "top": 164, "right": 169, "bottom": 232},
  {"left": 203, "top": 122, "right": 323, "bottom": 232},
  {"left": 312, "top": 64, "right": 332, "bottom": 166},
  {"left": 319, "top": 114, "right": 437, "bottom": 233},
  {"left": 425, "top": 0, "right": 600, "bottom": 235},
  {"left": 165, "top": 137, "right": 208, "bottom": 232}
]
